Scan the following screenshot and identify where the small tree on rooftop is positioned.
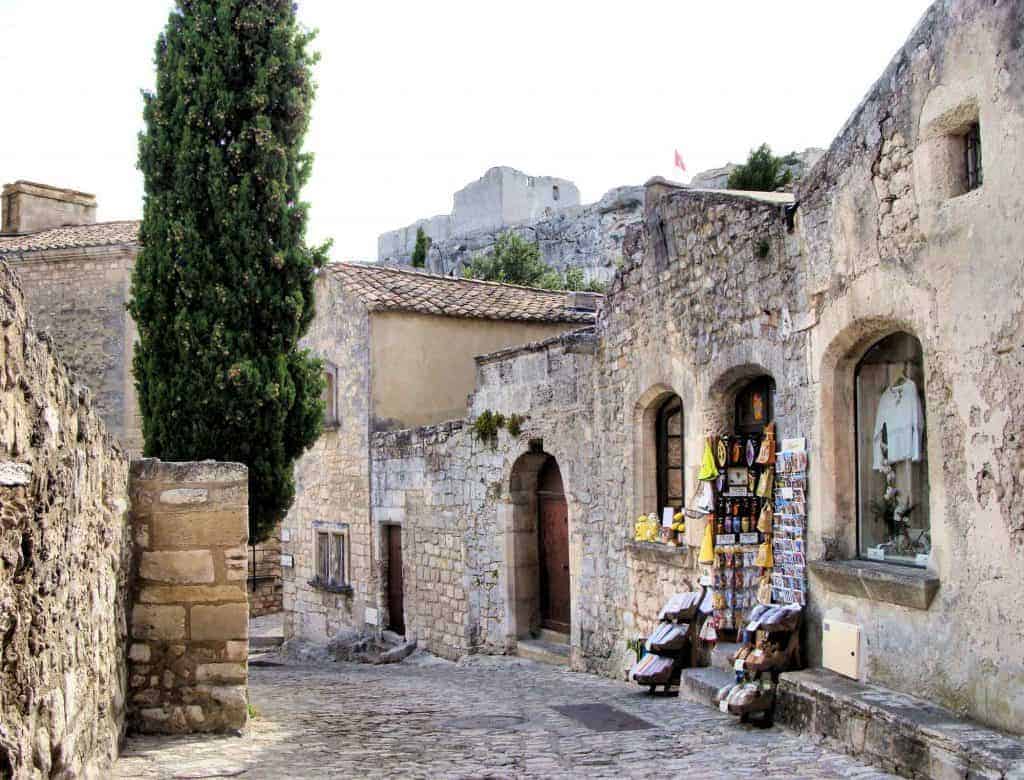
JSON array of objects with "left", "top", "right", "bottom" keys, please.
[
  {"left": 727, "top": 143, "right": 793, "bottom": 192},
  {"left": 130, "top": 0, "right": 328, "bottom": 543},
  {"left": 411, "top": 226, "right": 430, "bottom": 268}
]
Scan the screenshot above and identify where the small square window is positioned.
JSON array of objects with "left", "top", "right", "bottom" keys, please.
[
  {"left": 964, "top": 123, "right": 982, "bottom": 192},
  {"left": 315, "top": 527, "right": 349, "bottom": 589}
]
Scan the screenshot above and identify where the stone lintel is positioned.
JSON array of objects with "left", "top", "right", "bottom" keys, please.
[{"left": 809, "top": 559, "right": 939, "bottom": 610}]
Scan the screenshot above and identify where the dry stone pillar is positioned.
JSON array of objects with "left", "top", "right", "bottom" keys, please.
[{"left": 127, "top": 459, "right": 250, "bottom": 733}]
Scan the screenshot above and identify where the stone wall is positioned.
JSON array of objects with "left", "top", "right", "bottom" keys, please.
[
  {"left": 282, "top": 272, "right": 375, "bottom": 642},
  {"left": 248, "top": 525, "right": 283, "bottom": 617},
  {"left": 127, "top": 459, "right": 250, "bottom": 734},
  {"left": 371, "top": 422, "right": 474, "bottom": 659},
  {"left": 6, "top": 245, "right": 141, "bottom": 454},
  {"left": 792, "top": 0, "right": 1024, "bottom": 733},
  {"left": 0, "top": 260, "right": 131, "bottom": 777}
]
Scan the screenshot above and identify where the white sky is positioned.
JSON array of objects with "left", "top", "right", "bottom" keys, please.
[{"left": 0, "top": 1, "right": 932, "bottom": 260}]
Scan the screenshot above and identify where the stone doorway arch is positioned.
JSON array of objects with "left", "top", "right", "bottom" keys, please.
[
  {"left": 504, "top": 451, "right": 571, "bottom": 641},
  {"left": 537, "top": 458, "right": 570, "bottom": 634}
]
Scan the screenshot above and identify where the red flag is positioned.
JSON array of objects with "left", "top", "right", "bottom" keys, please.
[{"left": 674, "top": 149, "right": 687, "bottom": 173}]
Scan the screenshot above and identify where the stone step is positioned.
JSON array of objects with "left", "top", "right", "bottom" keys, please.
[
  {"left": 249, "top": 635, "right": 284, "bottom": 650},
  {"left": 679, "top": 666, "right": 735, "bottom": 706},
  {"left": 711, "top": 642, "right": 742, "bottom": 672},
  {"left": 515, "top": 639, "right": 570, "bottom": 667},
  {"left": 538, "top": 629, "right": 569, "bottom": 646},
  {"left": 778, "top": 669, "right": 1024, "bottom": 780}
]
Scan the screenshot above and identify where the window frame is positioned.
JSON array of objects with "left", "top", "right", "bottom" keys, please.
[
  {"left": 734, "top": 376, "right": 775, "bottom": 435},
  {"left": 853, "top": 332, "right": 929, "bottom": 568},
  {"left": 655, "top": 395, "right": 684, "bottom": 515},
  {"left": 312, "top": 522, "right": 351, "bottom": 592}
]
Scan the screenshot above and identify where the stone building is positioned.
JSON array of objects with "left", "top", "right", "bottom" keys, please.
[
  {"left": 285, "top": 0, "right": 1024, "bottom": 742},
  {"left": 378, "top": 166, "right": 644, "bottom": 285},
  {"left": 281, "top": 263, "right": 597, "bottom": 650},
  {"left": 0, "top": 182, "right": 143, "bottom": 453}
]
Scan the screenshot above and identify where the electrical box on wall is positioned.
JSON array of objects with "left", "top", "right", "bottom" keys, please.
[{"left": 822, "top": 619, "right": 861, "bottom": 679}]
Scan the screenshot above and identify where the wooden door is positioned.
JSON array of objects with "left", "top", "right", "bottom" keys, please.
[
  {"left": 538, "top": 459, "right": 570, "bottom": 633},
  {"left": 386, "top": 525, "right": 405, "bottom": 635}
]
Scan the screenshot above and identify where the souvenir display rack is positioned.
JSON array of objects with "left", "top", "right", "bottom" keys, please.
[
  {"left": 630, "top": 588, "right": 710, "bottom": 694},
  {"left": 714, "top": 602, "right": 803, "bottom": 727},
  {"left": 706, "top": 431, "right": 776, "bottom": 634},
  {"left": 771, "top": 448, "right": 808, "bottom": 605}
]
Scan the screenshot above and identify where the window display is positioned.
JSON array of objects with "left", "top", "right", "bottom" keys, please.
[
  {"left": 656, "top": 395, "right": 684, "bottom": 515},
  {"left": 855, "top": 333, "right": 930, "bottom": 566}
]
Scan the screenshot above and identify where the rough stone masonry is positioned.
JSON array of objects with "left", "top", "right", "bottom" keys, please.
[
  {"left": 0, "top": 259, "right": 131, "bottom": 777},
  {"left": 127, "top": 459, "right": 251, "bottom": 735}
]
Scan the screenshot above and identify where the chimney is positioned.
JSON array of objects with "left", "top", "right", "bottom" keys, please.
[
  {"left": 565, "top": 291, "right": 601, "bottom": 312},
  {"left": 1, "top": 181, "right": 97, "bottom": 234}
]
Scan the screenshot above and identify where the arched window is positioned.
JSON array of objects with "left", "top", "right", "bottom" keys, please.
[
  {"left": 855, "top": 333, "right": 930, "bottom": 566},
  {"left": 735, "top": 376, "right": 774, "bottom": 435},
  {"left": 656, "top": 395, "right": 684, "bottom": 515}
]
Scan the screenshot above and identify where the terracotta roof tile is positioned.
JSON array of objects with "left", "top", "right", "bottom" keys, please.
[
  {"left": 0, "top": 221, "right": 140, "bottom": 253},
  {"left": 327, "top": 262, "right": 597, "bottom": 324}
]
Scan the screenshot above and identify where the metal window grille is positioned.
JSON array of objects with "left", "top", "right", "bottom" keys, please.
[{"left": 965, "top": 123, "right": 982, "bottom": 191}]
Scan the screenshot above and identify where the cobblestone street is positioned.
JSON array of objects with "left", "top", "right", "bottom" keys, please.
[{"left": 115, "top": 653, "right": 894, "bottom": 779}]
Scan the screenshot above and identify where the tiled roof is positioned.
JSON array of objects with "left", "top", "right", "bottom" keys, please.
[
  {"left": 0, "top": 221, "right": 140, "bottom": 253},
  {"left": 327, "top": 262, "right": 597, "bottom": 324}
]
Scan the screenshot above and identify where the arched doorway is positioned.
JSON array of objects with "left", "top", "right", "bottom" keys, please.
[{"left": 537, "top": 458, "right": 570, "bottom": 634}]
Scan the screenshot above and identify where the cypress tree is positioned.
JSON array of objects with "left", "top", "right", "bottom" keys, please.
[
  {"left": 130, "top": 0, "right": 327, "bottom": 543},
  {"left": 410, "top": 226, "right": 430, "bottom": 268}
]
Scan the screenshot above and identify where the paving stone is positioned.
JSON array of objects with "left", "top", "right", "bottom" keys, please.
[{"left": 115, "top": 656, "right": 896, "bottom": 778}]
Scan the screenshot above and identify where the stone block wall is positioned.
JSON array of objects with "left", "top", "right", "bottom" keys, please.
[
  {"left": 248, "top": 525, "right": 283, "bottom": 617},
  {"left": 0, "top": 261, "right": 131, "bottom": 778},
  {"left": 283, "top": 272, "right": 374, "bottom": 642},
  {"left": 371, "top": 422, "right": 476, "bottom": 659},
  {"left": 8, "top": 245, "right": 141, "bottom": 454},
  {"left": 127, "top": 459, "right": 250, "bottom": 734}
]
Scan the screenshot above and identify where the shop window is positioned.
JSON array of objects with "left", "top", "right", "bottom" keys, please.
[
  {"left": 855, "top": 333, "right": 930, "bottom": 566},
  {"left": 734, "top": 376, "right": 774, "bottom": 435},
  {"left": 656, "top": 395, "right": 684, "bottom": 515},
  {"left": 964, "top": 122, "right": 982, "bottom": 192},
  {"left": 314, "top": 526, "right": 349, "bottom": 589},
  {"left": 322, "top": 363, "right": 338, "bottom": 427}
]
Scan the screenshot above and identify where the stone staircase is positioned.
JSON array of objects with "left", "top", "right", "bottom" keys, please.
[
  {"left": 678, "top": 642, "right": 1024, "bottom": 778},
  {"left": 515, "top": 630, "right": 570, "bottom": 667}
]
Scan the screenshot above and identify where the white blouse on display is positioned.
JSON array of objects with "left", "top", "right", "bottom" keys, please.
[{"left": 872, "top": 378, "right": 924, "bottom": 470}]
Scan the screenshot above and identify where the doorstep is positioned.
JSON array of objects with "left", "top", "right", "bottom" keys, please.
[
  {"left": 679, "top": 663, "right": 1024, "bottom": 778},
  {"left": 515, "top": 638, "right": 570, "bottom": 667},
  {"left": 778, "top": 668, "right": 1024, "bottom": 779}
]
